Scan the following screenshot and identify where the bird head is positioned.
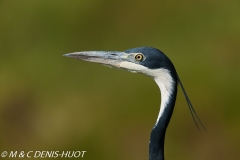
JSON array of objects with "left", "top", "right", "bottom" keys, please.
[{"left": 63, "top": 47, "right": 177, "bottom": 79}]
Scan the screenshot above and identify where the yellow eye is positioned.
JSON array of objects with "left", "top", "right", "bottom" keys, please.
[{"left": 135, "top": 54, "right": 144, "bottom": 61}]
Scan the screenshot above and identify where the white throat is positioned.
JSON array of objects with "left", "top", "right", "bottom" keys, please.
[
  {"left": 153, "top": 69, "right": 175, "bottom": 126},
  {"left": 118, "top": 61, "right": 175, "bottom": 126}
]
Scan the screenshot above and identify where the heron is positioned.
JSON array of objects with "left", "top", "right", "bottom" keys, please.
[{"left": 64, "top": 47, "right": 205, "bottom": 160}]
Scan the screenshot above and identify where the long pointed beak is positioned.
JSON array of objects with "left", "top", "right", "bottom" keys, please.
[{"left": 63, "top": 51, "right": 126, "bottom": 68}]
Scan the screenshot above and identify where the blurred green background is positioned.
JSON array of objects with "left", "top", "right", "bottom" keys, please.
[{"left": 0, "top": 1, "right": 239, "bottom": 160}]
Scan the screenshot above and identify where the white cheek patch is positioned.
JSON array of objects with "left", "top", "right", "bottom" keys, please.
[{"left": 119, "top": 61, "right": 148, "bottom": 72}]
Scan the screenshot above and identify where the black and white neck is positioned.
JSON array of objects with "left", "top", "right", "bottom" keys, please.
[{"left": 149, "top": 68, "right": 178, "bottom": 160}]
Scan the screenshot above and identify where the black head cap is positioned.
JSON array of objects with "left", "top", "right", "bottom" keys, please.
[{"left": 125, "top": 47, "right": 177, "bottom": 76}]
